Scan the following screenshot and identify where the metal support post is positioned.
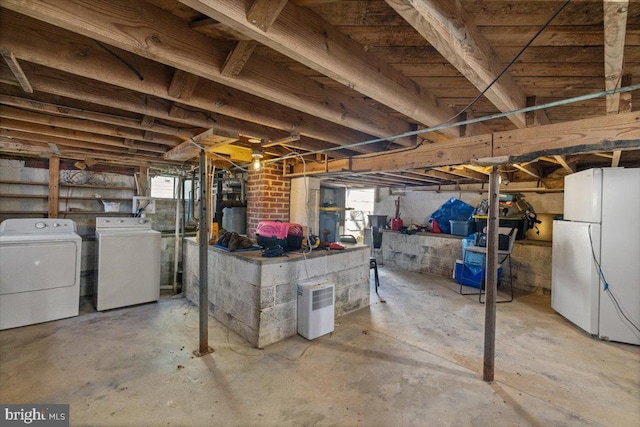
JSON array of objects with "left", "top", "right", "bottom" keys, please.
[
  {"left": 483, "top": 166, "right": 500, "bottom": 382},
  {"left": 195, "top": 151, "right": 213, "bottom": 357}
]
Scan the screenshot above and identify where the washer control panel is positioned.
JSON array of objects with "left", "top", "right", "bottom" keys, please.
[{"left": 0, "top": 218, "right": 77, "bottom": 235}]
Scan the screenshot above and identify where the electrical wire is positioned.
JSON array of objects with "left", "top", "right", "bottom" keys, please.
[
  {"left": 93, "top": 39, "right": 144, "bottom": 81},
  {"left": 587, "top": 224, "right": 640, "bottom": 334},
  {"left": 442, "top": 0, "right": 571, "bottom": 126},
  {"left": 264, "top": 0, "right": 579, "bottom": 163}
]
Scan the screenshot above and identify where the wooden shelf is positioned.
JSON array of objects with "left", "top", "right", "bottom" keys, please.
[
  {"left": 0, "top": 180, "right": 49, "bottom": 186},
  {"left": 0, "top": 211, "right": 48, "bottom": 215},
  {"left": 61, "top": 183, "right": 136, "bottom": 190},
  {"left": 319, "top": 207, "right": 353, "bottom": 211},
  {"left": 60, "top": 196, "right": 132, "bottom": 201},
  {"left": 0, "top": 180, "right": 135, "bottom": 191},
  {"left": 61, "top": 211, "right": 132, "bottom": 215},
  {"left": 0, "top": 193, "right": 48, "bottom": 199}
]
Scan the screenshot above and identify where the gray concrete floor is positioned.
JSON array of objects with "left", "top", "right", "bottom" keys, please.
[{"left": 1, "top": 266, "right": 639, "bottom": 427}]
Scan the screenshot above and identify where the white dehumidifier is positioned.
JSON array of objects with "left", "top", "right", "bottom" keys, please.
[{"left": 297, "top": 281, "right": 335, "bottom": 340}]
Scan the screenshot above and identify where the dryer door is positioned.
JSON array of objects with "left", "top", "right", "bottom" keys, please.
[{"left": 0, "top": 241, "right": 79, "bottom": 295}]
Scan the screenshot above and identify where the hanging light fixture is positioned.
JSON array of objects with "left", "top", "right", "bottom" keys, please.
[{"left": 251, "top": 148, "right": 263, "bottom": 171}]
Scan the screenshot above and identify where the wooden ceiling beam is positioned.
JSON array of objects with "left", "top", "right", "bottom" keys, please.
[
  {"left": 0, "top": 105, "right": 181, "bottom": 147},
  {"left": 0, "top": 1, "right": 415, "bottom": 146},
  {"left": 604, "top": 0, "right": 629, "bottom": 115},
  {"left": 164, "top": 128, "right": 238, "bottom": 161},
  {"left": 380, "top": 171, "right": 442, "bottom": 185},
  {"left": 220, "top": 40, "right": 258, "bottom": 78},
  {"left": 0, "top": 93, "right": 196, "bottom": 138},
  {"left": 179, "top": 0, "right": 491, "bottom": 139},
  {"left": 247, "top": 0, "right": 288, "bottom": 32},
  {"left": 553, "top": 155, "right": 576, "bottom": 173},
  {"left": 385, "top": 0, "right": 526, "bottom": 128},
  {"left": 0, "top": 120, "right": 167, "bottom": 154},
  {"left": 513, "top": 163, "right": 543, "bottom": 180},
  {"left": 435, "top": 166, "right": 488, "bottom": 181},
  {"left": 0, "top": 11, "right": 379, "bottom": 152},
  {"left": 291, "top": 112, "right": 640, "bottom": 175},
  {"left": 167, "top": 69, "right": 200, "bottom": 100},
  {"left": 0, "top": 47, "right": 33, "bottom": 93}
]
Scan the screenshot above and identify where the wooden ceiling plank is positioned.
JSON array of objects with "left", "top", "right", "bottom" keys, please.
[
  {"left": 167, "top": 69, "right": 200, "bottom": 100},
  {"left": 0, "top": 47, "right": 33, "bottom": 93},
  {"left": 220, "top": 40, "right": 258, "bottom": 78},
  {"left": 385, "top": 0, "right": 527, "bottom": 128},
  {"left": 0, "top": 11, "right": 380, "bottom": 151},
  {"left": 179, "top": 0, "right": 493, "bottom": 138},
  {"left": 247, "top": 0, "right": 288, "bottom": 32},
  {"left": 604, "top": 0, "right": 629, "bottom": 115},
  {"left": 0, "top": 1, "right": 415, "bottom": 145}
]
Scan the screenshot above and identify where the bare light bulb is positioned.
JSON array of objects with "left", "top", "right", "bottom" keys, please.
[{"left": 252, "top": 157, "right": 262, "bottom": 171}]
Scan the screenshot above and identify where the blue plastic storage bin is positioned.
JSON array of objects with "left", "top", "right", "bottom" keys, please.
[{"left": 455, "top": 261, "right": 502, "bottom": 289}]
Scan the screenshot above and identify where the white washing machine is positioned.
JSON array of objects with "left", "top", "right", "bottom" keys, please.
[
  {"left": 95, "top": 217, "right": 161, "bottom": 311},
  {"left": 0, "top": 218, "right": 82, "bottom": 330}
]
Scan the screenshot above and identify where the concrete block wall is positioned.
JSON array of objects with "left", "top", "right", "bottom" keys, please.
[
  {"left": 184, "top": 239, "right": 370, "bottom": 348},
  {"left": 381, "top": 231, "right": 553, "bottom": 294},
  {"left": 246, "top": 162, "right": 291, "bottom": 238}
]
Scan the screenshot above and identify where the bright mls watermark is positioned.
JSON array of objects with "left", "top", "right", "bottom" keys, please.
[{"left": 0, "top": 405, "right": 69, "bottom": 427}]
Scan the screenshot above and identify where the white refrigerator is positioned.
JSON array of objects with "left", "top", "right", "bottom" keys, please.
[{"left": 552, "top": 167, "right": 640, "bottom": 345}]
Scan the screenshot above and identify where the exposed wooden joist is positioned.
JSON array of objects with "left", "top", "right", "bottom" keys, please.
[
  {"left": 611, "top": 150, "right": 622, "bottom": 167},
  {"left": 0, "top": 10, "right": 381, "bottom": 152},
  {"left": 435, "top": 166, "right": 488, "bottom": 181},
  {"left": 290, "top": 112, "right": 640, "bottom": 176},
  {"left": 494, "top": 111, "right": 640, "bottom": 162},
  {"left": 525, "top": 96, "right": 551, "bottom": 127},
  {"left": 0, "top": 94, "right": 196, "bottom": 138},
  {"left": 385, "top": 0, "right": 526, "bottom": 128},
  {"left": 167, "top": 69, "right": 200, "bottom": 100},
  {"left": 220, "top": 40, "right": 258, "bottom": 78},
  {"left": 612, "top": 74, "right": 633, "bottom": 167},
  {"left": 247, "top": 0, "right": 288, "bottom": 32},
  {"left": 0, "top": 120, "right": 167, "bottom": 154},
  {"left": 0, "top": 105, "right": 181, "bottom": 147},
  {"left": 513, "top": 163, "right": 543, "bottom": 180},
  {"left": 604, "top": 0, "right": 629, "bottom": 115},
  {"left": 178, "top": 0, "right": 494, "bottom": 138},
  {"left": 164, "top": 128, "right": 238, "bottom": 161},
  {"left": 0, "top": 1, "right": 415, "bottom": 145},
  {"left": 0, "top": 47, "right": 33, "bottom": 93},
  {"left": 380, "top": 171, "right": 441, "bottom": 185},
  {"left": 553, "top": 155, "right": 576, "bottom": 173}
]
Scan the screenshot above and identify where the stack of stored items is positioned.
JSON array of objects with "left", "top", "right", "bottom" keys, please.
[{"left": 255, "top": 221, "right": 303, "bottom": 251}]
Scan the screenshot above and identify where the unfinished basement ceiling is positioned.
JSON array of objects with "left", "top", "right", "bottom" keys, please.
[{"left": 0, "top": 0, "right": 639, "bottom": 187}]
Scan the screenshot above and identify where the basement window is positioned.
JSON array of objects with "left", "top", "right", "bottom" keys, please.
[{"left": 150, "top": 175, "right": 177, "bottom": 199}]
